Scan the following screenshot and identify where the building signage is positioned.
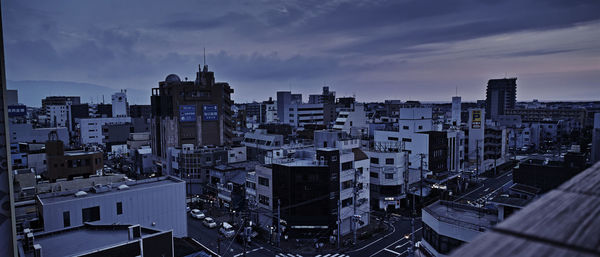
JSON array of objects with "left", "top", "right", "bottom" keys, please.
[
  {"left": 203, "top": 105, "right": 219, "bottom": 121},
  {"left": 471, "top": 110, "right": 481, "bottom": 129},
  {"left": 179, "top": 105, "right": 196, "bottom": 122}
]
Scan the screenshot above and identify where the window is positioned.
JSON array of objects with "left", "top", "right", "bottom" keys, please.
[
  {"left": 258, "top": 177, "right": 269, "bottom": 187},
  {"left": 385, "top": 173, "right": 394, "bottom": 179},
  {"left": 387, "top": 137, "right": 399, "bottom": 141},
  {"left": 385, "top": 158, "right": 394, "bottom": 165},
  {"left": 63, "top": 211, "right": 70, "bottom": 227},
  {"left": 342, "top": 161, "right": 353, "bottom": 170},
  {"left": 342, "top": 197, "right": 353, "bottom": 207},
  {"left": 403, "top": 126, "right": 409, "bottom": 130},
  {"left": 258, "top": 194, "right": 270, "bottom": 205},
  {"left": 116, "top": 202, "right": 123, "bottom": 215},
  {"left": 370, "top": 158, "right": 379, "bottom": 164},
  {"left": 402, "top": 138, "right": 412, "bottom": 142},
  {"left": 82, "top": 206, "right": 100, "bottom": 222},
  {"left": 370, "top": 172, "right": 379, "bottom": 178},
  {"left": 342, "top": 180, "right": 353, "bottom": 190},
  {"left": 418, "top": 125, "right": 423, "bottom": 130}
]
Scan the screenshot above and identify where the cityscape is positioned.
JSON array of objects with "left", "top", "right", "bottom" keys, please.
[{"left": 1, "top": 1, "right": 599, "bottom": 257}]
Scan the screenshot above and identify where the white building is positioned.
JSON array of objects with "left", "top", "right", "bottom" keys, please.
[
  {"left": 79, "top": 117, "right": 131, "bottom": 145},
  {"left": 48, "top": 105, "right": 70, "bottom": 128},
  {"left": 111, "top": 90, "right": 128, "bottom": 117},
  {"left": 447, "top": 129, "right": 465, "bottom": 172},
  {"left": 421, "top": 200, "right": 498, "bottom": 257},
  {"left": 265, "top": 100, "right": 278, "bottom": 123},
  {"left": 366, "top": 150, "right": 422, "bottom": 210},
  {"left": 9, "top": 123, "right": 69, "bottom": 144},
  {"left": 288, "top": 103, "right": 324, "bottom": 127},
  {"left": 333, "top": 103, "right": 368, "bottom": 138},
  {"left": 451, "top": 96, "right": 461, "bottom": 127},
  {"left": 36, "top": 176, "right": 187, "bottom": 237}
]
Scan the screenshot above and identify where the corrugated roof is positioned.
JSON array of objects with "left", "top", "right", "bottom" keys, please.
[{"left": 449, "top": 162, "right": 600, "bottom": 257}]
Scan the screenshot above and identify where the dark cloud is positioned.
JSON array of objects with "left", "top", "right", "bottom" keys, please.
[{"left": 2, "top": 0, "right": 599, "bottom": 103}]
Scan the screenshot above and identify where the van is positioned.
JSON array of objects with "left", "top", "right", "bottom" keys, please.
[{"left": 219, "top": 222, "right": 235, "bottom": 238}]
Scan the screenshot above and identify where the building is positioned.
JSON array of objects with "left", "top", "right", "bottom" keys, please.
[
  {"left": 79, "top": 117, "right": 132, "bottom": 145},
  {"left": 9, "top": 123, "right": 69, "bottom": 144},
  {"left": 513, "top": 153, "right": 587, "bottom": 193},
  {"left": 447, "top": 129, "right": 465, "bottom": 172},
  {"left": 48, "top": 105, "right": 70, "bottom": 128},
  {"left": 111, "top": 89, "right": 129, "bottom": 117},
  {"left": 287, "top": 103, "right": 325, "bottom": 127},
  {"left": 35, "top": 176, "right": 187, "bottom": 237},
  {"left": 592, "top": 113, "right": 600, "bottom": 164},
  {"left": 420, "top": 200, "right": 498, "bottom": 257},
  {"left": 242, "top": 129, "right": 284, "bottom": 161},
  {"left": 151, "top": 65, "right": 234, "bottom": 160},
  {"left": 367, "top": 150, "right": 422, "bottom": 210},
  {"left": 485, "top": 78, "right": 517, "bottom": 120},
  {"left": 19, "top": 224, "right": 177, "bottom": 257},
  {"left": 451, "top": 96, "right": 461, "bottom": 127},
  {"left": 44, "top": 138, "right": 104, "bottom": 181},
  {"left": 133, "top": 147, "right": 153, "bottom": 175},
  {"left": 127, "top": 132, "right": 151, "bottom": 150},
  {"left": 129, "top": 104, "right": 152, "bottom": 119},
  {"left": 505, "top": 108, "right": 586, "bottom": 125},
  {"left": 41, "top": 96, "right": 81, "bottom": 115},
  {"left": 264, "top": 97, "right": 278, "bottom": 123},
  {"left": 333, "top": 103, "right": 368, "bottom": 138},
  {"left": 93, "top": 103, "right": 113, "bottom": 118},
  {"left": 276, "top": 91, "right": 302, "bottom": 125}
]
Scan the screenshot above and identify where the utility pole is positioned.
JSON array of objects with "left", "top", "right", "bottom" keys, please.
[
  {"left": 352, "top": 165, "right": 359, "bottom": 245},
  {"left": 419, "top": 153, "right": 425, "bottom": 206},
  {"left": 277, "top": 199, "right": 281, "bottom": 247},
  {"left": 337, "top": 199, "right": 341, "bottom": 249},
  {"left": 476, "top": 140, "right": 481, "bottom": 181},
  {"left": 402, "top": 143, "right": 414, "bottom": 257}
]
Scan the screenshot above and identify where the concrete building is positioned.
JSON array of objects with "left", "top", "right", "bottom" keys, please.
[
  {"left": 129, "top": 104, "right": 152, "bottom": 119},
  {"left": 41, "top": 96, "right": 80, "bottom": 115},
  {"left": 447, "top": 129, "right": 465, "bottom": 172},
  {"left": 485, "top": 78, "right": 517, "bottom": 120},
  {"left": 333, "top": 103, "right": 368, "bottom": 138},
  {"left": 79, "top": 117, "right": 131, "bottom": 145},
  {"left": 264, "top": 98, "right": 278, "bottom": 123},
  {"left": 242, "top": 129, "right": 284, "bottom": 161},
  {"left": 44, "top": 139, "right": 103, "bottom": 181},
  {"left": 276, "top": 91, "right": 302, "bottom": 125},
  {"left": 19, "top": 224, "right": 179, "bottom": 257},
  {"left": 35, "top": 176, "right": 187, "bottom": 237},
  {"left": 287, "top": 103, "right": 325, "bottom": 127},
  {"left": 592, "top": 113, "right": 600, "bottom": 164},
  {"left": 9, "top": 124, "right": 69, "bottom": 144},
  {"left": 451, "top": 96, "right": 461, "bottom": 127},
  {"left": 367, "top": 150, "right": 422, "bottom": 210},
  {"left": 111, "top": 89, "right": 129, "bottom": 117},
  {"left": 133, "top": 147, "right": 153, "bottom": 174},
  {"left": 48, "top": 105, "right": 70, "bottom": 128},
  {"left": 7, "top": 89, "right": 18, "bottom": 105},
  {"left": 151, "top": 65, "right": 234, "bottom": 160},
  {"left": 127, "top": 132, "right": 151, "bottom": 150},
  {"left": 420, "top": 200, "right": 498, "bottom": 257}
]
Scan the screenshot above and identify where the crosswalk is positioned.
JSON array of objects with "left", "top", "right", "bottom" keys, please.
[{"left": 274, "top": 253, "right": 350, "bottom": 257}]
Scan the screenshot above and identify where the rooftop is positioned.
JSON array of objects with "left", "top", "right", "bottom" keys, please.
[
  {"left": 424, "top": 200, "right": 498, "bottom": 231},
  {"left": 28, "top": 224, "right": 159, "bottom": 257},
  {"left": 37, "top": 176, "right": 183, "bottom": 205},
  {"left": 449, "top": 162, "right": 600, "bottom": 257}
]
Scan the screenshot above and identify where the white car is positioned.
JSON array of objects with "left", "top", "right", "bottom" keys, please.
[
  {"left": 219, "top": 222, "right": 235, "bottom": 238},
  {"left": 190, "top": 209, "right": 205, "bottom": 220},
  {"left": 203, "top": 217, "right": 217, "bottom": 228}
]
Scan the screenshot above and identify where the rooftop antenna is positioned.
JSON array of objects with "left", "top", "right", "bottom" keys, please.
[
  {"left": 456, "top": 86, "right": 458, "bottom": 96},
  {"left": 203, "top": 47, "right": 206, "bottom": 66}
]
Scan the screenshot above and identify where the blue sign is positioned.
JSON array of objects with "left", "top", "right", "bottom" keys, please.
[
  {"left": 179, "top": 105, "right": 196, "bottom": 122},
  {"left": 203, "top": 105, "right": 219, "bottom": 121},
  {"left": 8, "top": 105, "right": 26, "bottom": 117}
]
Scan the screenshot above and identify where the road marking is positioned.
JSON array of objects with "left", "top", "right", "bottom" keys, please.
[
  {"left": 483, "top": 188, "right": 490, "bottom": 192},
  {"left": 323, "top": 254, "right": 331, "bottom": 257},
  {"left": 368, "top": 227, "right": 422, "bottom": 257},
  {"left": 330, "top": 254, "right": 340, "bottom": 257},
  {"left": 454, "top": 184, "right": 484, "bottom": 201},
  {"left": 384, "top": 248, "right": 401, "bottom": 255},
  {"left": 395, "top": 241, "right": 410, "bottom": 249},
  {"left": 347, "top": 221, "right": 396, "bottom": 253},
  {"left": 233, "top": 247, "right": 263, "bottom": 257}
]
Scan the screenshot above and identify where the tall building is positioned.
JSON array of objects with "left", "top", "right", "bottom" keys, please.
[
  {"left": 111, "top": 89, "right": 129, "bottom": 117},
  {"left": 467, "top": 109, "right": 485, "bottom": 171},
  {"left": 451, "top": 96, "right": 461, "bottom": 126},
  {"left": 151, "top": 64, "right": 234, "bottom": 159},
  {"left": 41, "top": 96, "right": 80, "bottom": 115},
  {"left": 276, "top": 91, "right": 302, "bottom": 124},
  {"left": 485, "top": 78, "right": 516, "bottom": 120}
]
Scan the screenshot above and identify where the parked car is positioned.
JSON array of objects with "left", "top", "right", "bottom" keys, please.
[
  {"left": 219, "top": 222, "right": 236, "bottom": 238},
  {"left": 190, "top": 209, "right": 205, "bottom": 219},
  {"left": 186, "top": 206, "right": 191, "bottom": 212},
  {"left": 203, "top": 217, "right": 217, "bottom": 228}
]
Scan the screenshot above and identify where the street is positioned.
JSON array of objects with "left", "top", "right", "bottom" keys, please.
[
  {"left": 454, "top": 170, "right": 513, "bottom": 207},
  {"left": 187, "top": 214, "right": 422, "bottom": 257}
]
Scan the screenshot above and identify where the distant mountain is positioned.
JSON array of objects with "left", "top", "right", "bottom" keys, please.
[{"left": 7, "top": 80, "right": 150, "bottom": 107}]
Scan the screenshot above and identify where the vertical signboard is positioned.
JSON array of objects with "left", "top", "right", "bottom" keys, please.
[
  {"left": 179, "top": 105, "right": 196, "bottom": 122},
  {"left": 203, "top": 105, "right": 218, "bottom": 121},
  {"left": 471, "top": 110, "right": 481, "bottom": 129}
]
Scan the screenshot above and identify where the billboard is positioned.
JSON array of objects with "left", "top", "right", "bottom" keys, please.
[
  {"left": 179, "top": 105, "right": 196, "bottom": 122},
  {"left": 471, "top": 110, "right": 481, "bottom": 129},
  {"left": 203, "top": 105, "right": 218, "bottom": 121}
]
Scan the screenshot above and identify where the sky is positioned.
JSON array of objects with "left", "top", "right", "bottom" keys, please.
[{"left": 3, "top": 0, "right": 600, "bottom": 105}]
